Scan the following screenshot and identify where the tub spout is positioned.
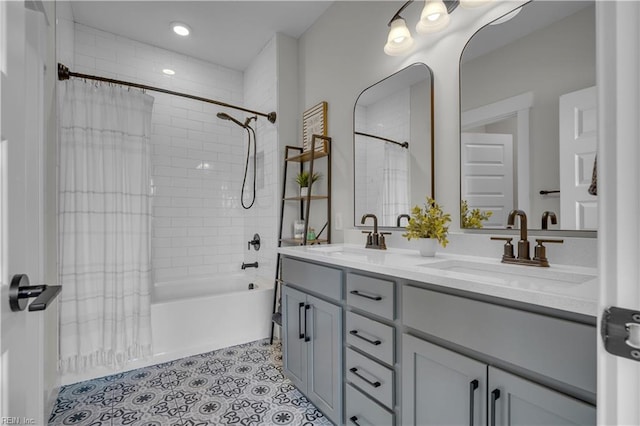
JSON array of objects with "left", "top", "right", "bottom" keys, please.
[{"left": 241, "top": 261, "right": 259, "bottom": 270}]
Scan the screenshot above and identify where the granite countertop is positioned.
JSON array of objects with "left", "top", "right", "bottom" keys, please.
[{"left": 278, "top": 243, "right": 598, "bottom": 317}]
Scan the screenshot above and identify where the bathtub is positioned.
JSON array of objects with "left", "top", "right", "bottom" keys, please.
[
  {"left": 151, "top": 273, "right": 274, "bottom": 362},
  {"left": 61, "top": 273, "right": 274, "bottom": 385}
]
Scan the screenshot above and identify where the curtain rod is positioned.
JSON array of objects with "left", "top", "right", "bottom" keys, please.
[
  {"left": 355, "top": 131, "right": 409, "bottom": 149},
  {"left": 57, "top": 63, "right": 277, "bottom": 124}
]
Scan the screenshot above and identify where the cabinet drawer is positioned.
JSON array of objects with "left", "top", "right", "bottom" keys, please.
[
  {"left": 346, "top": 348, "right": 394, "bottom": 409},
  {"left": 403, "top": 285, "right": 596, "bottom": 396},
  {"left": 346, "top": 273, "right": 394, "bottom": 320},
  {"left": 346, "top": 383, "right": 394, "bottom": 426},
  {"left": 346, "top": 311, "right": 394, "bottom": 365},
  {"left": 281, "top": 257, "right": 342, "bottom": 302}
]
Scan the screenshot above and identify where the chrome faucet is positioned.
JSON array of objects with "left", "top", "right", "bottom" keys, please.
[
  {"left": 541, "top": 211, "right": 557, "bottom": 230},
  {"left": 361, "top": 214, "right": 390, "bottom": 250},
  {"left": 492, "top": 209, "right": 563, "bottom": 267},
  {"left": 507, "top": 209, "right": 530, "bottom": 260}
]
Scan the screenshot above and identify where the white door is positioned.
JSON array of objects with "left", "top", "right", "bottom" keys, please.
[
  {"left": 597, "top": 1, "right": 640, "bottom": 424},
  {"left": 1, "top": 2, "right": 50, "bottom": 424},
  {"left": 559, "top": 86, "right": 597, "bottom": 230},
  {"left": 461, "top": 132, "right": 513, "bottom": 228}
]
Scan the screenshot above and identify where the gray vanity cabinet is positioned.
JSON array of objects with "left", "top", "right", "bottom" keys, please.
[
  {"left": 488, "top": 367, "right": 596, "bottom": 426},
  {"left": 280, "top": 259, "right": 343, "bottom": 425},
  {"left": 402, "top": 335, "right": 487, "bottom": 426},
  {"left": 402, "top": 335, "right": 596, "bottom": 426}
]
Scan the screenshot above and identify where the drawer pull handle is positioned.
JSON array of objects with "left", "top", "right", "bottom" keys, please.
[
  {"left": 469, "top": 379, "right": 479, "bottom": 426},
  {"left": 298, "top": 302, "right": 305, "bottom": 340},
  {"left": 490, "top": 389, "right": 501, "bottom": 426},
  {"left": 349, "top": 329, "right": 381, "bottom": 346},
  {"left": 349, "top": 290, "right": 382, "bottom": 301},
  {"left": 349, "top": 416, "right": 361, "bottom": 426},
  {"left": 349, "top": 367, "right": 381, "bottom": 388}
]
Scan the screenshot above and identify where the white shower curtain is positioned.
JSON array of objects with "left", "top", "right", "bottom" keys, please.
[
  {"left": 381, "top": 143, "right": 410, "bottom": 225},
  {"left": 58, "top": 79, "right": 155, "bottom": 372}
]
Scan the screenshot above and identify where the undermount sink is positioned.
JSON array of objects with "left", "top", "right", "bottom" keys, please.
[
  {"left": 425, "top": 259, "right": 595, "bottom": 286},
  {"left": 308, "top": 245, "right": 373, "bottom": 257}
]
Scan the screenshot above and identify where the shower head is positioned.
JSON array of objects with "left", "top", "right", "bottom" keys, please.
[
  {"left": 217, "top": 112, "right": 258, "bottom": 129},
  {"left": 217, "top": 112, "right": 246, "bottom": 128}
]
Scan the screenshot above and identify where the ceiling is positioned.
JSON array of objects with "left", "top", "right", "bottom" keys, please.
[{"left": 70, "top": 1, "right": 333, "bottom": 71}]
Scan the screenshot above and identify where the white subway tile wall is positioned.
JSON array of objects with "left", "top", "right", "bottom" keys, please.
[
  {"left": 69, "top": 23, "right": 278, "bottom": 283},
  {"left": 243, "top": 37, "right": 279, "bottom": 281}
]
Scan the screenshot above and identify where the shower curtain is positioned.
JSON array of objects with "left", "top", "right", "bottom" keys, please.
[
  {"left": 58, "top": 79, "right": 155, "bottom": 372},
  {"left": 381, "top": 143, "right": 410, "bottom": 225}
]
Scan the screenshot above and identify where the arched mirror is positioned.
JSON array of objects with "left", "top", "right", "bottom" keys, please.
[
  {"left": 460, "top": 1, "right": 597, "bottom": 233},
  {"left": 353, "top": 63, "right": 434, "bottom": 228}
]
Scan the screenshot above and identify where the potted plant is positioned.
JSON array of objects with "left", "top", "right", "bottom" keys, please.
[
  {"left": 295, "top": 171, "right": 322, "bottom": 197},
  {"left": 402, "top": 197, "right": 451, "bottom": 257},
  {"left": 460, "top": 200, "right": 493, "bottom": 229}
]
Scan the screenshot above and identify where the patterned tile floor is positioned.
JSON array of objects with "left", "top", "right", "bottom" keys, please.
[{"left": 49, "top": 339, "right": 333, "bottom": 426}]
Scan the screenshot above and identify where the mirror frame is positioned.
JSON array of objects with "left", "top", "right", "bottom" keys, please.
[
  {"left": 458, "top": 3, "right": 597, "bottom": 238},
  {"left": 353, "top": 62, "right": 435, "bottom": 229}
]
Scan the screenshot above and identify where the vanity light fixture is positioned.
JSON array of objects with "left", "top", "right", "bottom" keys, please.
[
  {"left": 384, "top": 0, "right": 492, "bottom": 56},
  {"left": 384, "top": 17, "right": 414, "bottom": 56},
  {"left": 416, "top": 0, "right": 451, "bottom": 34},
  {"left": 171, "top": 22, "right": 191, "bottom": 37},
  {"left": 162, "top": 68, "right": 176, "bottom": 75}
]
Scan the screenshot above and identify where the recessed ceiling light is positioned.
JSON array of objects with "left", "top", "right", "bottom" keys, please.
[
  {"left": 172, "top": 22, "right": 191, "bottom": 37},
  {"left": 162, "top": 68, "right": 176, "bottom": 76}
]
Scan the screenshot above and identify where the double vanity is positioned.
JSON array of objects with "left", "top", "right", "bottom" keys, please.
[{"left": 278, "top": 244, "right": 597, "bottom": 425}]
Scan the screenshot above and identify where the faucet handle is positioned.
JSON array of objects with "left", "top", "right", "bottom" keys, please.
[
  {"left": 536, "top": 238, "right": 564, "bottom": 244},
  {"left": 490, "top": 236, "right": 515, "bottom": 261},
  {"left": 361, "top": 230, "right": 373, "bottom": 248},
  {"left": 533, "top": 239, "right": 564, "bottom": 267},
  {"left": 379, "top": 232, "right": 392, "bottom": 250}
]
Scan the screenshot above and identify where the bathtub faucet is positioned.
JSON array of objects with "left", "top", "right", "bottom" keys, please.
[{"left": 241, "top": 261, "right": 259, "bottom": 270}]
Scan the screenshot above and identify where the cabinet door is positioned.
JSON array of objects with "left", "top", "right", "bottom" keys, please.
[
  {"left": 282, "top": 286, "right": 308, "bottom": 393},
  {"left": 402, "top": 334, "right": 487, "bottom": 426},
  {"left": 488, "top": 367, "right": 595, "bottom": 426},
  {"left": 307, "top": 294, "right": 342, "bottom": 425}
]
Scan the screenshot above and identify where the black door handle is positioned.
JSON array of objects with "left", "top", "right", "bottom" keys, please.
[
  {"left": 9, "top": 274, "right": 61, "bottom": 312},
  {"left": 349, "top": 416, "right": 361, "bottom": 426},
  {"left": 490, "top": 389, "right": 501, "bottom": 426},
  {"left": 469, "top": 379, "right": 479, "bottom": 426},
  {"left": 304, "top": 304, "right": 311, "bottom": 342},
  {"left": 298, "top": 302, "right": 305, "bottom": 340}
]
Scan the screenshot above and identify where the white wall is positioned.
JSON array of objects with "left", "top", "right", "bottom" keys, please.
[
  {"left": 298, "top": 1, "right": 524, "bottom": 235},
  {"left": 297, "top": 1, "right": 597, "bottom": 265}
]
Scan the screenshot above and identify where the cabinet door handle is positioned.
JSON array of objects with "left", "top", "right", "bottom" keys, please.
[
  {"left": 349, "top": 367, "right": 381, "bottom": 388},
  {"left": 349, "top": 290, "right": 382, "bottom": 301},
  {"left": 349, "top": 416, "right": 361, "bottom": 426},
  {"left": 490, "top": 389, "right": 501, "bottom": 426},
  {"left": 304, "top": 304, "right": 311, "bottom": 342},
  {"left": 349, "top": 329, "right": 381, "bottom": 346},
  {"left": 298, "top": 302, "right": 305, "bottom": 340},
  {"left": 469, "top": 379, "right": 479, "bottom": 426}
]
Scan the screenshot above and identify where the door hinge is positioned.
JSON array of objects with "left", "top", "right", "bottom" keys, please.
[{"left": 601, "top": 306, "right": 640, "bottom": 361}]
